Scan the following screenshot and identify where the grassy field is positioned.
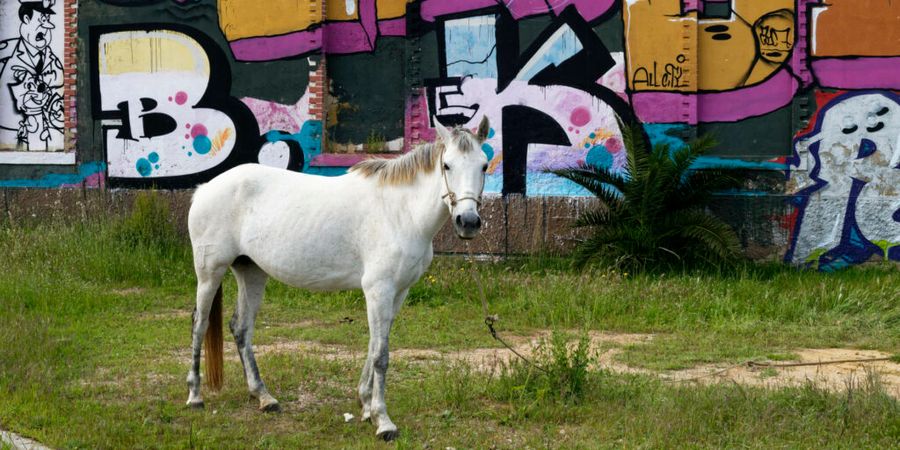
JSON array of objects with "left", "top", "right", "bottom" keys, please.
[{"left": 1, "top": 213, "right": 899, "bottom": 449}]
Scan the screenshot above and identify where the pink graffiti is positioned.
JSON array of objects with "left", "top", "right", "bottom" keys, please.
[
  {"left": 420, "top": 0, "right": 616, "bottom": 22},
  {"left": 174, "top": 91, "right": 188, "bottom": 105},
  {"left": 570, "top": 107, "right": 591, "bottom": 127},
  {"left": 190, "top": 124, "right": 208, "bottom": 138},
  {"left": 241, "top": 89, "right": 311, "bottom": 134},
  {"left": 632, "top": 69, "right": 799, "bottom": 124}
]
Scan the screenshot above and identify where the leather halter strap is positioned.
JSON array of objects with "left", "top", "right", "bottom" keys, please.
[{"left": 439, "top": 145, "right": 484, "bottom": 207}]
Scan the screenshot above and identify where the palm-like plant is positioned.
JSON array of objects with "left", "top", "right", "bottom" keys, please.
[{"left": 551, "top": 120, "right": 743, "bottom": 271}]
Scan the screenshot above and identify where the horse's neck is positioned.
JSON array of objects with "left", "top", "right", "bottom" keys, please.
[{"left": 392, "top": 166, "right": 449, "bottom": 242}]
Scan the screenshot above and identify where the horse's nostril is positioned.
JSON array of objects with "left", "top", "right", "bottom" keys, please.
[
  {"left": 474, "top": 216, "right": 481, "bottom": 228},
  {"left": 455, "top": 215, "right": 463, "bottom": 227}
]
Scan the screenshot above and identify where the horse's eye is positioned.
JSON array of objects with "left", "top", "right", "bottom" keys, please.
[
  {"left": 443, "top": 163, "right": 450, "bottom": 171},
  {"left": 482, "top": 164, "right": 488, "bottom": 172}
]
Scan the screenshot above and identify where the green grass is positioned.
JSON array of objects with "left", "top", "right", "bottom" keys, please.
[{"left": 1, "top": 216, "right": 899, "bottom": 448}]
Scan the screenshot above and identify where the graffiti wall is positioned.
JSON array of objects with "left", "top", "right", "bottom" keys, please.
[
  {"left": 0, "top": 0, "right": 897, "bottom": 266},
  {"left": 0, "top": 0, "right": 71, "bottom": 164}
]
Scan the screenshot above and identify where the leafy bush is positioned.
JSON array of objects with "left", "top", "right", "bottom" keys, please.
[{"left": 551, "top": 120, "right": 743, "bottom": 271}]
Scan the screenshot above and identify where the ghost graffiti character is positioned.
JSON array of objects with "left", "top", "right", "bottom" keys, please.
[
  {"left": 788, "top": 92, "right": 900, "bottom": 265},
  {"left": 0, "top": 0, "right": 64, "bottom": 151}
]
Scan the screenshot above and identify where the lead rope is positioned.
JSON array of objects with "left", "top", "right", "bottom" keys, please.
[{"left": 465, "top": 242, "right": 549, "bottom": 374}]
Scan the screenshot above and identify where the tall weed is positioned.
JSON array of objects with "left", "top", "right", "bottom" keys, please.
[
  {"left": 493, "top": 331, "right": 594, "bottom": 407},
  {"left": 113, "top": 190, "right": 183, "bottom": 256}
]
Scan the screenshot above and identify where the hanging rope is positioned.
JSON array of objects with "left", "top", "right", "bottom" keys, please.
[{"left": 465, "top": 242, "right": 549, "bottom": 374}]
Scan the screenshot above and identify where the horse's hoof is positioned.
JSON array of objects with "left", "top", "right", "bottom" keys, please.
[
  {"left": 187, "top": 400, "right": 205, "bottom": 410},
  {"left": 259, "top": 392, "right": 281, "bottom": 412},
  {"left": 260, "top": 399, "right": 281, "bottom": 413},
  {"left": 376, "top": 428, "right": 399, "bottom": 442}
]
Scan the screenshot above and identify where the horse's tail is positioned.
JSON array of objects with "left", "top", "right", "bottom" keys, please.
[{"left": 204, "top": 285, "right": 224, "bottom": 391}]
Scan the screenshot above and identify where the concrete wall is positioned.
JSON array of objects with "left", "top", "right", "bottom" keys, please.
[{"left": 0, "top": 0, "right": 897, "bottom": 267}]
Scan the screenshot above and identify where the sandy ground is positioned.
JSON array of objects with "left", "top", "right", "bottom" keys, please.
[{"left": 234, "top": 330, "right": 900, "bottom": 398}]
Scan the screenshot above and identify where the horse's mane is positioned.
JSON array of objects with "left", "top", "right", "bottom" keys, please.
[{"left": 350, "top": 128, "right": 476, "bottom": 185}]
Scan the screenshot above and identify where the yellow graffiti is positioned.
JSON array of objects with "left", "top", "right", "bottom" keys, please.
[
  {"left": 624, "top": 0, "right": 794, "bottom": 92},
  {"left": 99, "top": 31, "right": 209, "bottom": 75},
  {"left": 218, "top": 0, "right": 322, "bottom": 41},
  {"left": 376, "top": 0, "right": 411, "bottom": 19},
  {"left": 220, "top": 0, "right": 412, "bottom": 42},
  {"left": 210, "top": 128, "right": 233, "bottom": 156}
]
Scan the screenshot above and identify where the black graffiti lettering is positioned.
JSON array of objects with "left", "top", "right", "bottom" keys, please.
[
  {"left": 139, "top": 97, "right": 157, "bottom": 112},
  {"left": 633, "top": 56, "right": 688, "bottom": 89},
  {"left": 662, "top": 63, "right": 685, "bottom": 89},
  {"left": 757, "top": 26, "right": 792, "bottom": 47},
  {"left": 140, "top": 111, "right": 177, "bottom": 139},
  {"left": 632, "top": 66, "right": 652, "bottom": 88},
  {"left": 113, "top": 101, "right": 135, "bottom": 140},
  {"left": 501, "top": 105, "right": 570, "bottom": 196}
]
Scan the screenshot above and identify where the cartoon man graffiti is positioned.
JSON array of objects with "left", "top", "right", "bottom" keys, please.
[
  {"left": 787, "top": 92, "right": 900, "bottom": 267},
  {"left": 0, "top": 0, "right": 64, "bottom": 151}
]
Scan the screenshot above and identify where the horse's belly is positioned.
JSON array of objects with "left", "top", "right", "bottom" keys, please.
[{"left": 242, "top": 234, "right": 363, "bottom": 291}]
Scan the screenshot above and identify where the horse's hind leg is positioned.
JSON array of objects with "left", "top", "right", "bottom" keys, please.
[
  {"left": 230, "top": 258, "right": 279, "bottom": 412},
  {"left": 186, "top": 265, "right": 228, "bottom": 408}
]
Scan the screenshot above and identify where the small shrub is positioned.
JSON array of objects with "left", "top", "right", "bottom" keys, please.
[
  {"left": 114, "top": 190, "right": 182, "bottom": 255},
  {"left": 493, "top": 331, "right": 594, "bottom": 406}
]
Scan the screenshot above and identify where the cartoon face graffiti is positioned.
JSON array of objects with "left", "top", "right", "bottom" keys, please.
[
  {"left": 19, "top": 0, "right": 55, "bottom": 51},
  {"left": 0, "top": 0, "right": 64, "bottom": 151},
  {"left": 789, "top": 92, "right": 900, "bottom": 264},
  {"left": 811, "top": 94, "right": 900, "bottom": 188},
  {"left": 754, "top": 9, "right": 794, "bottom": 64}
]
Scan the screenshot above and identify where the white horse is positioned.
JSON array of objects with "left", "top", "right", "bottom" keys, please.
[{"left": 185, "top": 118, "right": 490, "bottom": 440}]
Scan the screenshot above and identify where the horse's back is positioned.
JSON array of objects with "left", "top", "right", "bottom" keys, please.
[{"left": 189, "top": 164, "right": 369, "bottom": 289}]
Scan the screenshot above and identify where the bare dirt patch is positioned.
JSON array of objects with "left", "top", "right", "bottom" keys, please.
[
  {"left": 164, "top": 330, "right": 899, "bottom": 398},
  {"left": 665, "top": 348, "right": 900, "bottom": 397}
]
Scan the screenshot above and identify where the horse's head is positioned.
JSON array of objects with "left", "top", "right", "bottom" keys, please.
[{"left": 435, "top": 116, "right": 490, "bottom": 240}]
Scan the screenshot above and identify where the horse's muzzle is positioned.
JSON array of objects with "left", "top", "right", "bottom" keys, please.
[{"left": 454, "top": 211, "right": 482, "bottom": 240}]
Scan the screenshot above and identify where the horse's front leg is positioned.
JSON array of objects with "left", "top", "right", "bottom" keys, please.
[
  {"left": 359, "top": 287, "right": 409, "bottom": 424},
  {"left": 359, "top": 282, "right": 405, "bottom": 441}
]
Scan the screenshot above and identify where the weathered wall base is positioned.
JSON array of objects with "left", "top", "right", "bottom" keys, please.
[{"left": 1, "top": 188, "right": 790, "bottom": 260}]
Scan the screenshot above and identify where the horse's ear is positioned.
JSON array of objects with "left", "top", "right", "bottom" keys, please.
[
  {"left": 434, "top": 118, "right": 452, "bottom": 143},
  {"left": 476, "top": 116, "right": 490, "bottom": 142}
]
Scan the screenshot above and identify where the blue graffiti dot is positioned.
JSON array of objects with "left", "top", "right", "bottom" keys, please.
[
  {"left": 154, "top": 165, "right": 160, "bottom": 169},
  {"left": 487, "top": 127, "right": 495, "bottom": 139},
  {"left": 136, "top": 158, "right": 152, "bottom": 177},
  {"left": 187, "top": 152, "right": 192, "bottom": 156},
  {"left": 586, "top": 145, "right": 613, "bottom": 169},
  {"left": 584, "top": 143, "right": 591, "bottom": 149},
  {"left": 148, "top": 152, "right": 159, "bottom": 163},
  {"left": 589, "top": 133, "right": 596, "bottom": 139},
  {"left": 193, "top": 135, "right": 212, "bottom": 154},
  {"left": 481, "top": 143, "right": 494, "bottom": 161}
]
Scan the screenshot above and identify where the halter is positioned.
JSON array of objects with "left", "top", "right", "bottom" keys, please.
[{"left": 439, "top": 144, "right": 484, "bottom": 208}]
